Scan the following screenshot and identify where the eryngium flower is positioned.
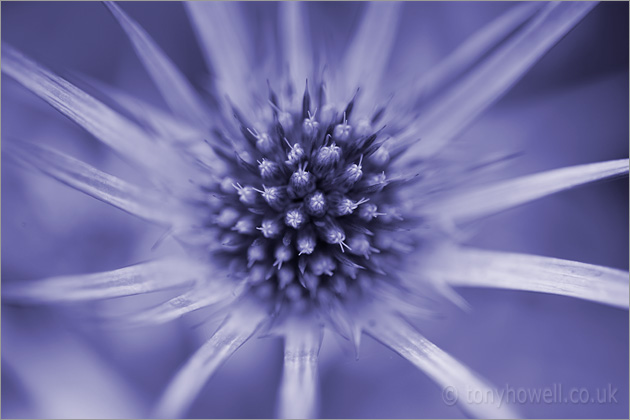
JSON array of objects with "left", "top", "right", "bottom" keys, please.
[{"left": 2, "top": 1, "right": 628, "bottom": 418}]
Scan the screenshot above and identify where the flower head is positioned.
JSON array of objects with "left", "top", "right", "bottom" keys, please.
[
  {"left": 2, "top": 1, "right": 628, "bottom": 419},
  {"left": 203, "top": 79, "right": 411, "bottom": 307}
]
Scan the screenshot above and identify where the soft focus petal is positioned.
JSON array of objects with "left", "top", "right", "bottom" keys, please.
[
  {"left": 154, "top": 304, "right": 267, "bottom": 419},
  {"left": 184, "top": 1, "right": 253, "bottom": 111},
  {"left": 3, "top": 258, "right": 203, "bottom": 304},
  {"left": 80, "top": 75, "right": 224, "bottom": 172},
  {"left": 79, "top": 74, "right": 203, "bottom": 140},
  {"left": 337, "top": 2, "right": 402, "bottom": 105},
  {"left": 398, "top": 1, "right": 598, "bottom": 161},
  {"left": 120, "top": 281, "right": 242, "bottom": 328},
  {"left": 279, "top": 2, "right": 313, "bottom": 97},
  {"left": 366, "top": 312, "right": 520, "bottom": 419},
  {"left": 428, "top": 247, "right": 629, "bottom": 309},
  {"left": 4, "top": 140, "right": 191, "bottom": 226},
  {"left": 1, "top": 43, "right": 192, "bottom": 183},
  {"left": 3, "top": 310, "right": 147, "bottom": 418},
  {"left": 423, "top": 158, "right": 629, "bottom": 223},
  {"left": 396, "top": 2, "right": 543, "bottom": 108},
  {"left": 104, "top": 2, "right": 209, "bottom": 127},
  {"left": 276, "top": 320, "right": 323, "bottom": 419}
]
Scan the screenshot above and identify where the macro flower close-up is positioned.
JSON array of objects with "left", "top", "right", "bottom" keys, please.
[{"left": 1, "top": 1, "right": 628, "bottom": 419}]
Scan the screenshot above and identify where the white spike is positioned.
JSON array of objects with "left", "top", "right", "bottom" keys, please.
[
  {"left": 366, "top": 312, "right": 520, "bottom": 419},
  {"left": 279, "top": 2, "right": 313, "bottom": 95},
  {"left": 276, "top": 320, "right": 323, "bottom": 419},
  {"left": 3, "top": 259, "right": 203, "bottom": 304},
  {"left": 428, "top": 247, "right": 629, "bottom": 309},
  {"left": 5, "top": 141, "right": 192, "bottom": 226},
  {"left": 154, "top": 305, "right": 268, "bottom": 418},
  {"left": 80, "top": 74, "right": 203, "bottom": 140},
  {"left": 104, "top": 2, "right": 209, "bottom": 126},
  {"left": 398, "top": 2, "right": 597, "bottom": 160},
  {"left": 1, "top": 43, "right": 192, "bottom": 181},
  {"left": 339, "top": 2, "right": 402, "bottom": 103},
  {"left": 124, "top": 281, "right": 243, "bottom": 328},
  {"left": 3, "top": 314, "right": 145, "bottom": 419},
  {"left": 185, "top": 2, "right": 253, "bottom": 111},
  {"left": 398, "top": 2, "right": 543, "bottom": 108},
  {"left": 424, "top": 159, "right": 629, "bottom": 223},
  {"left": 78, "top": 74, "right": 224, "bottom": 173}
]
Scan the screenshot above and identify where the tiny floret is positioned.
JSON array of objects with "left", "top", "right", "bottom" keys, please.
[
  {"left": 258, "top": 218, "right": 281, "bottom": 238},
  {"left": 258, "top": 158, "right": 281, "bottom": 180},
  {"left": 255, "top": 132, "right": 275, "bottom": 155},
  {"left": 305, "top": 191, "right": 327, "bottom": 217},
  {"left": 234, "top": 183, "right": 258, "bottom": 206},
  {"left": 302, "top": 114, "right": 319, "bottom": 137},
  {"left": 333, "top": 121, "right": 352, "bottom": 142},
  {"left": 285, "top": 207, "right": 307, "bottom": 229}
]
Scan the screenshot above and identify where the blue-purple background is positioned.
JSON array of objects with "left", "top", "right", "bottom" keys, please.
[{"left": 2, "top": 2, "right": 628, "bottom": 418}]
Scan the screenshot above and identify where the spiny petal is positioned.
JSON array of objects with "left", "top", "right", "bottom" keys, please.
[
  {"left": 318, "top": 295, "right": 362, "bottom": 358},
  {"left": 122, "top": 281, "right": 242, "bottom": 328},
  {"left": 338, "top": 2, "right": 403, "bottom": 103},
  {"left": 80, "top": 74, "right": 203, "bottom": 140},
  {"left": 185, "top": 2, "right": 253, "bottom": 111},
  {"left": 5, "top": 141, "right": 192, "bottom": 226},
  {"left": 153, "top": 304, "right": 268, "bottom": 419},
  {"left": 3, "top": 312, "right": 146, "bottom": 418},
  {"left": 1, "top": 43, "right": 190, "bottom": 180},
  {"left": 279, "top": 2, "right": 313, "bottom": 96},
  {"left": 423, "top": 158, "right": 629, "bottom": 223},
  {"left": 82, "top": 75, "right": 225, "bottom": 172},
  {"left": 430, "top": 247, "right": 629, "bottom": 309},
  {"left": 276, "top": 321, "right": 323, "bottom": 419},
  {"left": 104, "top": 2, "right": 209, "bottom": 127},
  {"left": 3, "top": 259, "right": 203, "bottom": 304},
  {"left": 397, "top": 2, "right": 543, "bottom": 108},
  {"left": 399, "top": 2, "right": 597, "bottom": 160},
  {"left": 366, "top": 312, "right": 520, "bottom": 419}
]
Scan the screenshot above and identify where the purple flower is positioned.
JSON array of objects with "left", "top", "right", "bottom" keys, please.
[{"left": 2, "top": 2, "right": 628, "bottom": 419}]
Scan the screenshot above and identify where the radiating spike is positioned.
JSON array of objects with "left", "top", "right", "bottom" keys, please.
[
  {"left": 185, "top": 2, "right": 253, "bottom": 111},
  {"left": 276, "top": 320, "right": 323, "bottom": 419},
  {"left": 371, "top": 280, "right": 441, "bottom": 319},
  {"left": 5, "top": 141, "right": 190, "bottom": 226},
  {"left": 86, "top": 76, "right": 223, "bottom": 173},
  {"left": 77, "top": 73, "right": 203, "bottom": 140},
  {"left": 1, "top": 43, "right": 191, "bottom": 180},
  {"left": 424, "top": 159, "right": 629, "bottom": 223},
  {"left": 398, "top": 2, "right": 597, "bottom": 161},
  {"left": 429, "top": 247, "right": 629, "bottom": 309},
  {"left": 398, "top": 2, "right": 543, "bottom": 108},
  {"left": 154, "top": 305, "right": 268, "bottom": 418},
  {"left": 3, "top": 312, "right": 145, "bottom": 419},
  {"left": 280, "top": 2, "right": 313, "bottom": 95},
  {"left": 123, "top": 281, "right": 241, "bottom": 328},
  {"left": 3, "top": 259, "right": 202, "bottom": 304},
  {"left": 366, "top": 312, "right": 520, "bottom": 419},
  {"left": 104, "top": 2, "right": 208, "bottom": 126},
  {"left": 339, "top": 2, "right": 403, "bottom": 105},
  {"left": 317, "top": 290, "right": 362, "bottom": 358},
  {"left": 302, "top": 80, "right": 311, "bottom": 120}
]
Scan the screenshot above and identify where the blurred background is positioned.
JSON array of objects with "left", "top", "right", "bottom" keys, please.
[{"left": 2, "top": 2, "right": 628, "bottom": 418}]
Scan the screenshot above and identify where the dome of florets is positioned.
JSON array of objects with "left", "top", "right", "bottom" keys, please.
[{"left": 203, "top": 83, "right": 417, "bottom": 308}]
